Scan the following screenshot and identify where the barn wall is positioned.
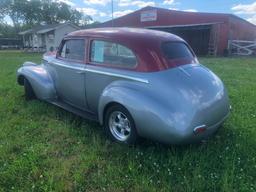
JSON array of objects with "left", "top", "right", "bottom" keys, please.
[
  {"left": 228, "top": 16, "right": 256, "bottom": 41},
  {"left": 98, "top": 7, "right": 256, "bottom": 55},
  {"left": 151, "top": 26, "right": 211, "bottom": 55},
  {"left": 213, "top": 23, "right": 229, "bottom": 55}
]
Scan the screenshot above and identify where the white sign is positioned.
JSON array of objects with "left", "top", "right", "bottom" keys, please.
[
  {"left": 140, "top": 10, "right": 157, "bottom": 22},
  {"left": 93, "top": 41, "right": 104, "bottom": 62}
]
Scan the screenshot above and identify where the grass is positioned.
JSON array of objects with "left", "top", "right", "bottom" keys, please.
[{"left": 0, "top": 51, "right": 255, "bottom": 192}]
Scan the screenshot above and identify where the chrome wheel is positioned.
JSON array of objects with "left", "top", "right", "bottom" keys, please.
[{"left": 108, "top": 111, "right": 131, "bottom": 141}]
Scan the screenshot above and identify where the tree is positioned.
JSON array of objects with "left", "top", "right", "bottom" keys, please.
[
  {"left": 0, "top": 23, "right": 17, "bottom": 38},
  {"left": 0, "top": 0, "right": 10, "bottom": 20},
  {"left": 83, "top": 21, "right": 101, "bottom": 29},
  {"left": 1, "top": 0, "right": 91, "bottom": 28}
]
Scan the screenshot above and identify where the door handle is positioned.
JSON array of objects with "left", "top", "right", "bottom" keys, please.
[{"left": 76, "top": 70, "right": 86, "bottom": 74}]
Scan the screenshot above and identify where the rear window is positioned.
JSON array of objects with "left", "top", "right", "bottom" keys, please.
[{"left": 162, "top": 42, "right": 194, "bottom": 60}]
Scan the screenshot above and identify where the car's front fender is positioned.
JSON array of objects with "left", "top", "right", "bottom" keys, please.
[{"left": 17, "top": 62, "right": 56, "bottom": 100}]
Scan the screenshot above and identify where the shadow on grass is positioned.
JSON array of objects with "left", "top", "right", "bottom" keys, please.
[{"left": 24, "top": 98, "right": 236, "bottom": 155}]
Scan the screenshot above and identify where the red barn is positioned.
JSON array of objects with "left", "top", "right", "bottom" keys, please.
[{"left": 98, "top": 6, "right": 256, "bottom": 56}]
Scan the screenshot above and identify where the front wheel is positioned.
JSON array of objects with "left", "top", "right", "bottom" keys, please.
[
  {"left": 104, "top": 105, "right": 138, "bottom": 145},
  {"left": 24, "top": 78, "right": 36, "bottom": 100}
]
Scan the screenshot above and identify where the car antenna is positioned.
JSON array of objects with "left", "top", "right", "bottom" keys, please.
[{"left": 111, "top": 0, "right": 114, "bottom": 27}]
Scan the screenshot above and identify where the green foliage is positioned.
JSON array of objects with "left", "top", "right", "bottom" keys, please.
[
  {"left": 84, "top": 21, "right": 102, "bottom": 29},
  {"left": 0, "top": 23, "right": 17, "bottom": 38},
  {"left": 0, "top": 52, "right": 255, "bottom": 191},
  {"left": 1, "top": 0, "right": 91, "bottom": 28}
]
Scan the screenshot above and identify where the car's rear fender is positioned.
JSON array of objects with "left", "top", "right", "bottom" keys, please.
[
  {"left": 98, "top": 81, "right": 148, "bottom": 122},
  {"left": 140, "top": 63, "right": 230, "bottom": 143},
  {"left": 97, "top": 81, "right": 173, "bottom": 137},
  {"left": 98, "top": 64, "right": 230, "bottom": 144},
  {"left": 17, "top": 62, "right": 57, "bottom": 100}
]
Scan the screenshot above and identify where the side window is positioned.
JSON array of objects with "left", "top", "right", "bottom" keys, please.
[
  {"left": 60, "top": 43, "right": 66, "bottom": 57},
  {"left": 90, "top": 40, "right": 137, "bottom": 68},
  {"left": 59, "top": 39, "right": 85, "bottom": 61}
]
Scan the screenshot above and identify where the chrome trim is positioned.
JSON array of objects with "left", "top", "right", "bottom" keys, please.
[
  {"left": 51, "top": 61, "right": 85, "bottom": 71},
  {"left": 178, "top": 66, "right": 191, "bottom": 77},
  {"left": 85, "top": 68, "right": 149, "bottom": 84},
  {"left": 23, "top": 62, "right": 38, "bottom": 67}
]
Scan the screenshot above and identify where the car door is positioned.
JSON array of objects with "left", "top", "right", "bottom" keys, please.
[
  {"left": 50, "top": 38, "right": 88, "bottom": 110},
  {"left": 85, "top": 39, "right": 138, "bottom": 112}
]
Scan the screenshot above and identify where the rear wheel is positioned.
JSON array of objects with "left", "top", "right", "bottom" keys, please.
[
  {"left": 24, "top": 78, "right": 36, "bottom": 100},
  {"left": 104, "top": 104, "right": 138, "bottom": 145}
]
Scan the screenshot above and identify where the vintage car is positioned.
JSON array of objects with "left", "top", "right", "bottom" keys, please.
[{"left": 17, "top": 28, "right": 230, "bottom": 145}]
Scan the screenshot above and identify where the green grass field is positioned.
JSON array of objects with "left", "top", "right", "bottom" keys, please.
[{"left": 0, "top": 51, "right": 255, "bottom": 192}]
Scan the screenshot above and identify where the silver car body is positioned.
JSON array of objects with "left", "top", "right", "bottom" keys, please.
[{"left": 17, "top": 28, "right": 230, "bottom": 144}]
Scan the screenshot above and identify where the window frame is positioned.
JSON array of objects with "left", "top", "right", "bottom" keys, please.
[
  {"left": 88, "top": 38, "right": 138, "bottom": 69},
  {"left": 56, "top": 38, "right": 87, "bottom": 64}
]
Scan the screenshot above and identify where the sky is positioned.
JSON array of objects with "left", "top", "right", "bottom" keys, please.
[{"left": 5, "top": 0, "right": 256, "bottom": 24}]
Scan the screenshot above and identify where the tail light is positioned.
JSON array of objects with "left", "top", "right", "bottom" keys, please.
[{"left": 193, "top": 125, "right": 207, "bottom": 134}]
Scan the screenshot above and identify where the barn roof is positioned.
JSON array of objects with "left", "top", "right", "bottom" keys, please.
[{"left": 98, "top": 6, "right": 256, "bottom": 28}]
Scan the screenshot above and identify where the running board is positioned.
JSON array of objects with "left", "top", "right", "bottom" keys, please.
[{"left": 48, "top": 99, "right": 98, "bottom": 122}]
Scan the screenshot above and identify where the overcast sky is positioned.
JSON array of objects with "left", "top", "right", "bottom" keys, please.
[{"left": 5, "top": 0, "right": 256, "bottom": 24}]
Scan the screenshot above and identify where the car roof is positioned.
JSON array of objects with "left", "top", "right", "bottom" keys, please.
[
  {"left": 66, "top": 28, "right": 190, "bottom": 72},
  {"left": 67, "top": 27, "right": 184, "bottom": 43}
]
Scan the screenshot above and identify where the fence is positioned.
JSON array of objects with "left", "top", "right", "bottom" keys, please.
[{"left": 228, "top": 40, "right": 256, "bottom": 56}]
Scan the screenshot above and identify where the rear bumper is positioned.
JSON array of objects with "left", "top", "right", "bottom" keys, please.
[
  {"left": 144, "top": 110, "right": 230, "bottom": 145},
  {"left": 176, "top": 111, "right": 230, "bottom": 145}
]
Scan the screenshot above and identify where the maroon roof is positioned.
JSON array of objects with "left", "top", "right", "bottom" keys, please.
[
  {"left": 68, "top": 27, "right": 184, "bottom": 43},
  {"left": 67, "top": 28, "right": 196, "bottom": 72}
]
